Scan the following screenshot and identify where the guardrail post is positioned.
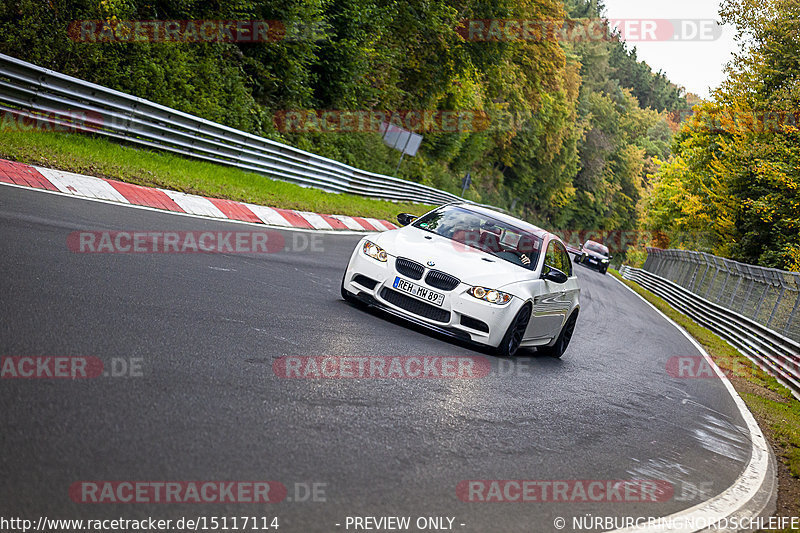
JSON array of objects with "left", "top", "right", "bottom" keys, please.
[
  {"left": 684, "top": 252, "right": 700, "bottom": 289},
  {"left": 729, "top": 269, "right": 744, "bottom": 308},
  {"left": 657, "top": 251, "right": 666, "bottom": 275},
  {"left": 785, "top": 275, "right": 800, "bottom": 338},
  {"left": 656, "top": 251, "right": 667, "bottom": 276},
  {"left": 741, "top": 266, "right": 757, "bottom": 314},
  {"left": 675, "top": 253, "right": 684, "bottom": 282},
  {"left": 680, "top": 253, "right": 693, "bottom": 287},
  {"left": 753, "top": 275, "right": 770, "bottom": 322},
  {"left": 678, "top": 251, "right": 690, "bottom": 287},
  {"left": 705, "top": 257, "right": 722, "bottom": 299},
  {"left": 122, "top": 99, "right": 135, "bottom": 137},
  {"left": 664, "top": 251, "right": 674, "bottom": 280},
  {"left": 693, "top": 253, "right": 711, "bottom": 293},
  {"left": 662, "top": 251, "right": 672, "bottom": 278},
  {"left": 768, "top": 285, "right": 786, "bottom": 329},
  {"left": 643, "top": 250, "right": 654, "bottom": 272},
  {"left": 674, "top": 252, "right": 688, "bottom": 284},
  {"left": 655, "top": 252, "right": 666, "bottom": 277},
  {"left": 717, "top": 261, "right": 733, "bottom": 304}
]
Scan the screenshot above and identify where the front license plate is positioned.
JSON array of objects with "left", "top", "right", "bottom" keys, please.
[{"left": 393, "top": 277, "right": 445, "bottom": 307}]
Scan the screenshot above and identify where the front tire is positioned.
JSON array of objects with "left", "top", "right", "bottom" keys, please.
[
  {"left": 496, "top": 304, "right": 532, "bottom": 357},
  {"left": 539, "top": 311, "right": 578, "bottom": 359},
  {"left": 341, "top": 274, "right": 360, "bottom": 304}
]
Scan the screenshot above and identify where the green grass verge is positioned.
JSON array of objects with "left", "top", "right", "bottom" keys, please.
[
  {"left": 0, "top": 129, "right": 436, "bottom": 221},
  {"left": 610, "top": 269, "right": 800, "bottom": 516}
]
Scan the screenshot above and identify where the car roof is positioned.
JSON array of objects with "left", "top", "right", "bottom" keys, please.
[
  {"left": 585, "top": 240, "right": 609, "bottom": 250},
  {"left": 447, "top": 203, "right": 551, "bottom": 240}
]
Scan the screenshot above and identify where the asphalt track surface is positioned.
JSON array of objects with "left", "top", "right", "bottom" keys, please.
[{"left": 0, "top": 185, "right": 754, "bottom": 532}]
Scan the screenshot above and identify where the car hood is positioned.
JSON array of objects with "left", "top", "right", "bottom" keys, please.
[{"left": 373, "top": 227, "right": 537, "bottom": 290}]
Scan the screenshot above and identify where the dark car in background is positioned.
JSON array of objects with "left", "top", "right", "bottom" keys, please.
[{"left": 575, "top": 240, "right": 612, "bottom": 274}]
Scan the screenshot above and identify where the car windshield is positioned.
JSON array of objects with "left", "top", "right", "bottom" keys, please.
[
  {"left": 585, "top": 242, "right": 609, "bottom": 255},
  {"left": 412, "top": 205, "right": 543, "bottom": 270}
]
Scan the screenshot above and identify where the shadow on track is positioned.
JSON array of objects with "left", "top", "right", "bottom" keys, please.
[{"left": 336, "top": 297, "right": 567, "bottom": 366}]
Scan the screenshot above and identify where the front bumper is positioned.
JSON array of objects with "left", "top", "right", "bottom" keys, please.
[
  {"left": 581, "top": 254, "right": 609, "bottom": 269},
  {"left": 342, "top": 251, "right": 523, "bottom": 348}
]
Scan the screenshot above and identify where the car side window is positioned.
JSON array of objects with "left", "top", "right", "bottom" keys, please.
[
  {"left": 554, "top": 241, "right": 572, "bottom": 276},
  {"left": 544, "top": 240, "right": 561, "bottom": 272},
  {"left": 544, "top": 240, "right": 571, "bottom": 276}
]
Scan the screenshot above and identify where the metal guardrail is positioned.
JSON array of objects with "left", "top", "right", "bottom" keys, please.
[
  {"left": 620, "top": 264, "right": 800, "bottom": 400},
  {"left": 0, "top": 53, "right": 465, "bottom": 206},
  {"left": 643, "top": 248, "right": 800, "bottom": 342}
]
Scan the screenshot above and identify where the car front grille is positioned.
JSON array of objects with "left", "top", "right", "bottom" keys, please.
[
  {"left": 379, "top": 287, "right": 451, "bottom": 323},
  {"left": 425, "top": 269, "right": 460, "bottom": 291},
  {"left": 395, "top": 257, "right": 424, "bottom": 280}
]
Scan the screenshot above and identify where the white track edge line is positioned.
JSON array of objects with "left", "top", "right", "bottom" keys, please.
[{"left": 608, "top": 273, "right": 775, "bottom": 533}]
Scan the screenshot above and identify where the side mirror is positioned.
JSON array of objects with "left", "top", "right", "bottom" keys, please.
[
  {"left": 541, "top": 266, "right": 568, "bottom": 284},
  {"left": 607, "top": 255, "right": 613, "bottom": 261},
  {"left": 397, "top": 213, "right": 418, "bottom": 226}
]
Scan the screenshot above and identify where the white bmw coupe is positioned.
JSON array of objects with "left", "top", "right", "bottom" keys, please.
[{"left": 341, "top": 203, "right": 580, "bottom": 357}]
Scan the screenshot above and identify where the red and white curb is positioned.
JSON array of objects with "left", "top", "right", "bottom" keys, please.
[{"left": 0, "top": 159, "right": 398, "bottom": 233}]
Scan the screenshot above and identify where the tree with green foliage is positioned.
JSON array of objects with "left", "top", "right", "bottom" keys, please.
[
  {"left": 0, "top": 0, "right": 687, "bottom": 236},
  {"left": 645, "top": 0, "right": 800, "bottom": 270}
]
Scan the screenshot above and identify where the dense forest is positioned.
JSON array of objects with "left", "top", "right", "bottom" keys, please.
[
  {"left": 6, "top": 0, "right": 795, "bottom": 271},
  {"left": 0, "top": 0, "right": 687, "bottom": 236},
  {"left": 645, "top": 0, "right": 800, "bottom": 270}
]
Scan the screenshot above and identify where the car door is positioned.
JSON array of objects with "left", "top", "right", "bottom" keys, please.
[
  {"left": 526, "top": 238, "right": 570, "bottom": 340},
  {"left": 555, "top": 241, "right": 580, "bottom": 315}
]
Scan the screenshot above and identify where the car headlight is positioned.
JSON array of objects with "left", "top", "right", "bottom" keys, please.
[
  {"left": 468, "top": 286, "right": 513, "bottom": 305},
  {"left": 362, "top": 240, "right": 388, "bottom": 262}
]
